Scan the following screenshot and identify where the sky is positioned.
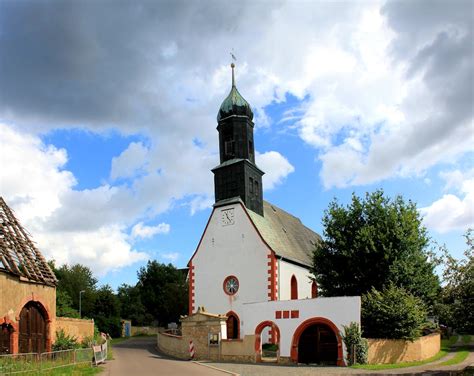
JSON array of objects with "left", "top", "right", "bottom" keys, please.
[{"left": 0, "top": 0, "right": 472, "bottom": 290}]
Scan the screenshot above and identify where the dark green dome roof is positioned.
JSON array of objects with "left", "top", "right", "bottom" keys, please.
[{"left": 217, "top": 64, "right": 253, "bottom": 122}]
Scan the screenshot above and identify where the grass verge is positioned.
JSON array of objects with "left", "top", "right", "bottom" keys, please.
[
  {"left": 351, "top": 335, "right": 458, "bottom": 370},
  {"left": 462, "top": 335, "right": 471, "bottom": 344},
  {"left": 438, "top": 348, "right": 470, "bottom": 366},
  {"left": 14, "top": 363, "right": 101, "bottom": 376}
]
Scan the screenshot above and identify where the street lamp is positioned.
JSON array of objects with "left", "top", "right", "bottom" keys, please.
[{"left": 79, "top": 290, "right": 85, "bottom": 318}]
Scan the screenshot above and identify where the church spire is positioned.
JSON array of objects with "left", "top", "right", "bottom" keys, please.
[{"left": 212, "top": 61, "right": 264, "bottom": 216}]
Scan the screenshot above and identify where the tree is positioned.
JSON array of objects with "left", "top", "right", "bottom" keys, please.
[
  {"left": 362, "top": 284, "right": 427, "bottom": 340},
  {"left": 92, "top": 285, "right": 122, "bottom": 338},
  {"left": 312, "top": 190, "right": 440, "bottom": 307},
  {"left": 56, "top": 290, "right": 80, "bottom": 318},
  {"left": 436, "top": 230, "right": 473, "bottom": 332},
  {"left": 117, "top": 284, "right": 153, "bottom": 326},
  {"left": 52, "top": 263, "right": 98, "bottom": 317},
  {"left": 137, "top": 261, "right": 188, "bottom": 326}
]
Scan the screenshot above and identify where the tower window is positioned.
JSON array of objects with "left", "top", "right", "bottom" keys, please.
[
  {"left": 249, "top": 140, "right": 253, "bottom": 152},
  {"left": 225, "top": 140, "right": 235, "bottom": 156},
  {"left": 249, "top": 178, "right": 254, "bottom": 193},
  {"left": 254, "top": 181, "right": 259, "bottom": 196}
]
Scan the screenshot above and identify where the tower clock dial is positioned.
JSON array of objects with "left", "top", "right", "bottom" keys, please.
[{"left": 221, "top": 208, "right": 235, "bottom": 226}]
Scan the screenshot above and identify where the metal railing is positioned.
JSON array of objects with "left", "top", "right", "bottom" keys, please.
[{"left": 0, "top": 347, "right": 94, "bottom": 374}]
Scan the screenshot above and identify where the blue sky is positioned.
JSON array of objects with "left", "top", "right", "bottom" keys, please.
[{"left": 0, "top": 0, "right": 472, "bottom": 289}]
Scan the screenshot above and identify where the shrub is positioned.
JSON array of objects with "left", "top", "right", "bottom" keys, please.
[
  {"left": 362, "top": 284, "right": 427, "bottom": 340},
  {"left": 341, "top": 322, "right": 368, "bottom": 365},
  {"left": 53, "top": 329, "right": 79, "bottom": 350}
]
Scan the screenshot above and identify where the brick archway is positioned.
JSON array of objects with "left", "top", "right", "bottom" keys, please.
[
  {"left": 16, "top": 296, "right": 52, "bottom": 353},
  {"left": 1, "top": 317, "right": 18, "bottom": 354},
  {"left": 254, "top": 320, "right": 280, "bottom": 362},
  {"left": 290, "top": 317, "right": 344, "bottom": 366}
]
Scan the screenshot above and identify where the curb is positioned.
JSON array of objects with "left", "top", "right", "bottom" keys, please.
[{"left": 193, "top": 361, "right": 240, "bottom": 376}]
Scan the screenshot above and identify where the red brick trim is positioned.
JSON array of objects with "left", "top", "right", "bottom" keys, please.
[
  {"left": 267, "top": 252, "right": 277, "bottom": 301},
  {"left": 291, "top": 310, "right": 299, "bottom": 319},
  {"left": 283, "top": 310, "right": 290, "bottom": 319},
  {"left": 254, "top": 320, "right": 280, "bottom": 363},
  {"left": 188, "top": 263, "right": 195, "bottom": 315},
  {"left": 223, "top": 275, "right": 239, "bottom": 296},
  {"left": 275, "top": 311, "right": 282, "bottom": 319},
  {"left": 290, "top": 317, "right": 345, "bottom": 366}
]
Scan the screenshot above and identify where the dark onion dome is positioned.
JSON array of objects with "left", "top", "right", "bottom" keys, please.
[{"left": 217, "top": 63, "right": 254, "bottom": 122}]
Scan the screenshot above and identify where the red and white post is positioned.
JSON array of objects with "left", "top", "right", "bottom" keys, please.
[{"left": 189, "top": 340, "right": 195, "bottom": 360}]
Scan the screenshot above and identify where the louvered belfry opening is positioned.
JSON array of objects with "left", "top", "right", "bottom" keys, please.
[
  {"left": 0, "top": 197, "right": 57, "bottom": 286},
  {"left": 19, "top": 301, "right": 47, "bottom": 354}
]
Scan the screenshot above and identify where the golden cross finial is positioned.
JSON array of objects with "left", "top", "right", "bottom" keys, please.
[{"left": 230, "top": 51, "right": 237, "bottom": 86}]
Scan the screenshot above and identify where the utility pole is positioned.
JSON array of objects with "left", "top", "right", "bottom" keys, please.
[{"left": 79, "top": 290, "right": 85, "bottom": 318}]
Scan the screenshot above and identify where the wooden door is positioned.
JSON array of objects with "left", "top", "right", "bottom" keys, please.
[
  {"left": 298, "top": 324, "right": 337, "bottom": 364},
  {"left": 19, "top": 302, "right": 47, "bottom": 353},
  {"left": 0, "top": 323, "right": 12, "bottom": 354},
  {"left": 226, "top": 315, "right": 238, "bottom": 339}
]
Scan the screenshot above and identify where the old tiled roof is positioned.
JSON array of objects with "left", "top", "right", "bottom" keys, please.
[
  {"left": 0, "top": 197, "right": 57, "bottom": 286},
  {"left": 248, "top": 201, "right": 321, "bottom": 267}
]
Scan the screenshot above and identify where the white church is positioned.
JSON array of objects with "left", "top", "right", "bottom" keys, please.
[{"left": 186, "top": 64, "right": 360, "bottom": 365}]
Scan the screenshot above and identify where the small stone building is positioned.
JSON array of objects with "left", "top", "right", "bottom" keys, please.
[{"left": 0, "top": 197, "right": 57, "bottom": 354}]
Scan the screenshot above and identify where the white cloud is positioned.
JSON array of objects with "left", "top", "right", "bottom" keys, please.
[
  {"left": 420, "top": 169, "right": 474, "bottom": 233},
  {"left": 256, "top": 151, "right": 295, "bottom": 190},
  {"left": 131, "top": 222, "right": 170, "bottom": 239},
  {"left": 0, "top": 124, "right": 148, "bottom": 275},
  {"left": 110, "top": 142, "right": 149, "bottom": 180},
  {"left": 160, "top": 252, "right": 179, "bottom": 263}
]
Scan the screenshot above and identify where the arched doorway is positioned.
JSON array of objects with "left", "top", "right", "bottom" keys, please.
[
  {"left": 226, "top": 311, "right": 239, "bottom": 339},
  {"left": 255, "top": 321, "right": 280, "bottom": 363},
  {"left": 311, "top": 281, "right": 318, "bottom": 298},
  {"left": 291, "top": 317, "right": 344, "bottom": 366},
  {"left": 0, "top": 323, "right": 13, "bottom": 354},
  {"left": 19, "top": 301, "right": 48, "bottom": 353}
]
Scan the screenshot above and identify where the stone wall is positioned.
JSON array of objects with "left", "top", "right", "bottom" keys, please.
[
  {"left": 55, "top": 317, "right": 94, "bottom": 342},
  {"left": 157, "top": 332, "right": 188, "bottom": 359},
  {"left": 221, "top": 335, "right": 256, "bottom": 362},
  {"left": 367, "top": 333, "right": 440, "bottom": 364},
  {"left": 0, "top": 273, "right": 56, "bottom": 354}
]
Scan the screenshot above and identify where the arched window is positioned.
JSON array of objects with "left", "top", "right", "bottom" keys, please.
[
  {"left": 291, "top": 275, "right": 298, "bottom": 300},
  {"left": 311, "top": 281, "right": 318, "bottom": 298}
]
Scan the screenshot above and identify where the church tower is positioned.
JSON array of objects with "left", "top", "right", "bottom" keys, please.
[{"left": 212, "top": 63, "right": 264, "bottom": 216}]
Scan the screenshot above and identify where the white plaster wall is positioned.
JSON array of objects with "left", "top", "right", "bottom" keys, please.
[
  {"left": 192, "top": 203, "right": 270, "bottom": 331},
  {"left": 241, "top": 297, "right": 361, "bottom": 358},
  {"left": 278, "top": 260, "right": 313, "bottom": 300}
]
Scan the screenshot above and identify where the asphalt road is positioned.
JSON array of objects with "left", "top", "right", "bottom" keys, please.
[{"left": 103, "top": 337, "right": 228, "bottom": 376}]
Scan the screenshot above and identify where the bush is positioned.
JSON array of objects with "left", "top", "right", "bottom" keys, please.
[
  {"left": 341, "top": 322, "right": 368, "bottom": 365},
  {"left": 362, "top": 284, "right": 427, "bottom": 340},
  {"left": 53, "top": 329, "right": 79, "bottom": 350},
  {"left": 94, "top": 316, "right": 121, "bottom": 338}
]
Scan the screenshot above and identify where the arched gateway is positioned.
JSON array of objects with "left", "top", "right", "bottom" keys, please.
[
  {"left": 19, "top": 301, "right": 49, "bottom": 354},
  {"left": 291, "top": 317, "right": 344, "bottom": 366}
]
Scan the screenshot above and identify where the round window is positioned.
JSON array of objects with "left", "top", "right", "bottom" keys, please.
[{"left": 223, "top": 275, "right": 239, "bottom": 295}]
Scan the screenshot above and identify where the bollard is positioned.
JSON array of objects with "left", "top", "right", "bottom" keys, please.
[{"left": 189, "top": 340, "right": 195, "bottom": 360}]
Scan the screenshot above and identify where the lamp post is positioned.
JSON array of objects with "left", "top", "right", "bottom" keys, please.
[{"left": 79, "top": 290, "right": 85, "bottom": 318}]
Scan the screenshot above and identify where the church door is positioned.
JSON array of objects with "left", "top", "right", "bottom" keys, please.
[
  {"left": 0, "top": 323, "right": 12, "bottom": 354},
  {"left": 298, "top": 323, "right": 337, "bottom": 364},
  {"left": 19, "top": 302, "right": 47, "bottom": 353},
  {"left": 226, "top": 314, "right": 239, "bottom": 339}
]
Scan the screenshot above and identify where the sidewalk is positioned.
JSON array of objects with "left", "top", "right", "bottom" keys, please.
[{"left": 202, "top": 337, "right": 474, "bottom": 376}]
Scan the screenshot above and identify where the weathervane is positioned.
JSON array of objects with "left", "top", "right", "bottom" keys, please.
[{"left": 230, "top": 50, "right": 237, "bottom": 86}]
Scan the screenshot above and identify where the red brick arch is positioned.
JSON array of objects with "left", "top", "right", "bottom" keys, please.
[
  {"left": 290, "top": 317, "right": 345, "bottom": 366},
  {"left": 15, "top": 294, "right": 53, "bottom": 353},
  {"left": 1, "top": 317, "right": 18, "bottom": 354},
  {"left": 254, "top": 320, "right": 280, "bottom": 362}
]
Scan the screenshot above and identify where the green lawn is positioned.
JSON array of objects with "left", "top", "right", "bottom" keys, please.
[
  {"left": 352, "top": 335, "right": 459, "bottom": 370},
  {"left": 3, "top": 363, "right": 101, "bottom": 376},
  {"left": 439, "top": 348, "right": 470, "bottom": 366}
]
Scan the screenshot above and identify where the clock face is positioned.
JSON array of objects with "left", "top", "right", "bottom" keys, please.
[
  {"left": 221, "top": 208, "right": 235, "bottom": 226},
  {"left": 223, "top": 275, "right": 239, "bottom": 295}
]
